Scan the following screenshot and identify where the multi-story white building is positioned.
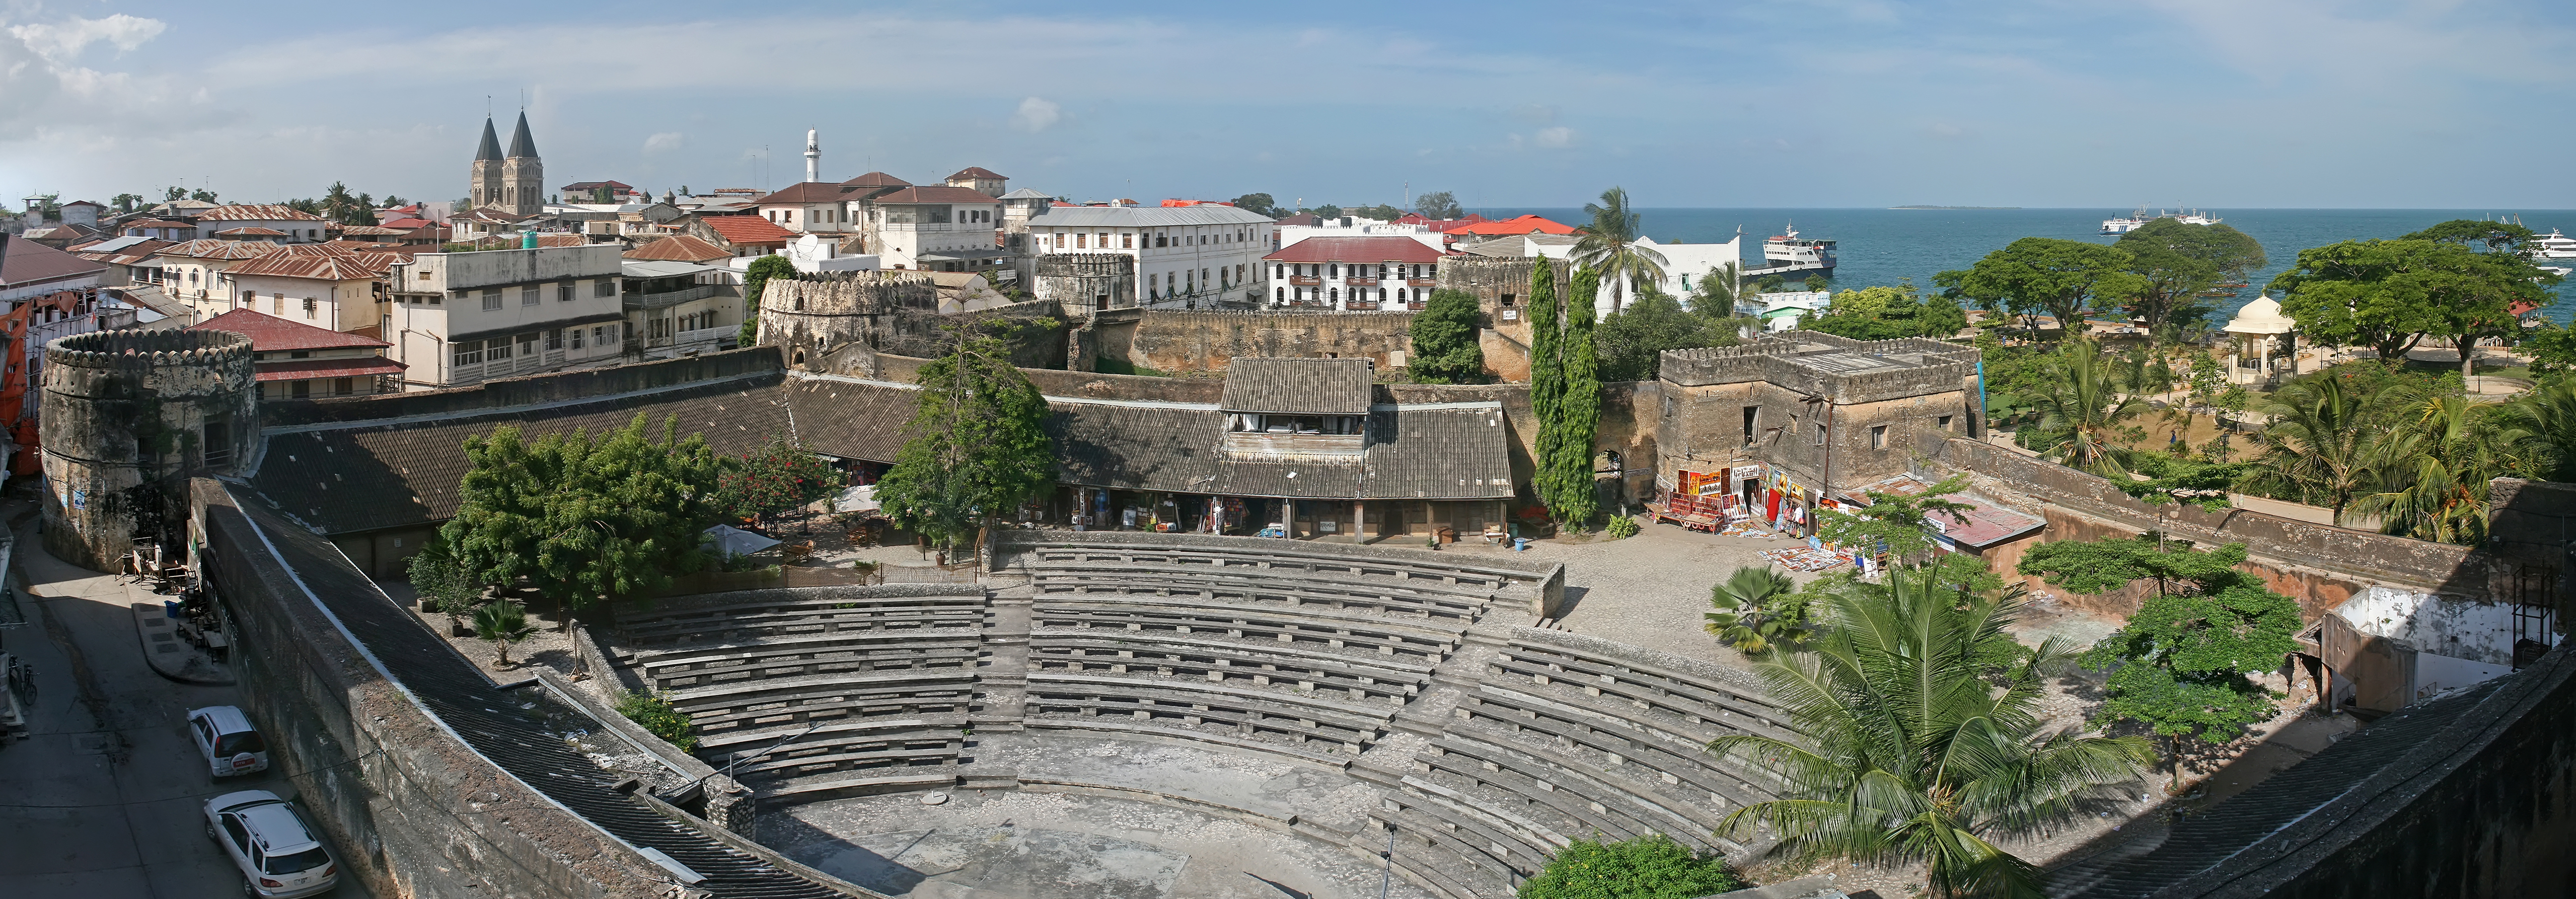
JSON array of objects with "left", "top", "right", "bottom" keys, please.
[
  {"left": 1025, "top": 204, "right": 1277, "bottom": 307},
  {"left": 865, "top": 186, "right": 1004, "bottom": 273},
  {"left": 383, "top": 244, "right": 627, "bottom": 389},
  {"left": 217, "top": 251, "right": 406, "bottom": 333},
  {"left": 1276, "top": 215, "right": 1444, "bottom": 256},
  {"left": 191, "top": 205, "right": 330, "bottom": 243},
  {"left": 149, "top": 239, "right": 283, "bottom": 319},
  {"left": 1262, "top": 236, "right": 1444, "bottom": 310},
  {"left": 752, "top": 182, "right": 864, "bottom": 235}
]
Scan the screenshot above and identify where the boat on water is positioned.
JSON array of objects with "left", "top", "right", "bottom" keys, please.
[
  {"left": 2101, "top": 208, "right": 2223, "bottom": 235},
  {"left": 2529, "top": 229, "right": 2576, "bottom": 260},
  {"left": 1741, "top": 222, "right": 1837, "bottom": 280}
]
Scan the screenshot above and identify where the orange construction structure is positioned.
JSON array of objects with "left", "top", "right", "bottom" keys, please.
[{"left": 0, "top": 289, "right": 100, "bottom": 476}]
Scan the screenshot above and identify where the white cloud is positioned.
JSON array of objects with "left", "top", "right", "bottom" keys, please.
[
  {"left": 643, "top": 131, "right": 684, "bottom": 154},
  {"left": 1011, "top": 96, "right": 1062, "bottom": 132},
  {"left": 1534, "top": 126, "right": 1573, "bottom": 148},
  {"left": 8, "top": 13, "right": 166, "bottom": 62}
]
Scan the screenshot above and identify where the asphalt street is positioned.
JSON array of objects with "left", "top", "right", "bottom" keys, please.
[{"left": 0, "top": 510, "right": 375, "bottom": 898}]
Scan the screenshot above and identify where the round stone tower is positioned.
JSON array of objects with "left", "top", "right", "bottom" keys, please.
[
  {"left": 756, "top": 270, "right": 939, "bottom": 370},
  {"left": 40, "top": 329, "right": 257, "bottom": 572}
]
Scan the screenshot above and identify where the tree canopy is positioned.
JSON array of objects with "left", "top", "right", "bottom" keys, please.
[
  {"left": 2268, "top": 238, "right": 2555, "bottom": 372},
  {"left": 1536, "top": 267, "right": 1604, "bottom": 526},
  {"left": 1593, "top": 288, "right": 1727, "bottom": 382},
  {"left": 715, "top": 433, "right": 844, "bottom": 528},
  {"left": 1412, "top": 190, "right": 1462, "bottom": 220},
  {"left": 1816, "top": 473, "right": 1975, "bottom": 566},
  {"left": 739, "top": 255, "right": 797, "bottom": 346},
  {"left": 440, "top": 414, "right": 725, "bottom": 628},
  {"left": 1801, "top": 283, "right": 1969, "bottom": 341},
  {"left": 1573, "top": 186, "right": 1666, "bottom": 313},
  {"left": 1229, "top": 193, "right": 1278, "bottom": 217},
  {"left": 1407, "top": 288, "right": 1487, "bottom": 384},
  {"left": 2110, "top": 219, "right": 2265, "bottom": 335},
  {"left": 1517, "top": 835, "right": 1740, "bottom": 899},
  {"left": 873, "top": 328, "right": 1057, "bottom": 551},
  {"left": 1945, "top": 238, "right": 2146, "bottom": 337}
]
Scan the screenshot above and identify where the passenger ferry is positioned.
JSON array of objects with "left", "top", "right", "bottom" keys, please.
[
  {"left": 1743, "top": 222, "right": 1836, "bottom": 279},
  {"left": 2102, "top": 208, "right": 2222, "bottom": 235},
  {"left": 2528, "top": 229, "right": 2576, "bottom": 260}
]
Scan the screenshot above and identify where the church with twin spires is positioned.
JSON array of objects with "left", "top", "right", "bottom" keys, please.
[{"left": 469, "top": 112, "right": 544, "bottom": 215}]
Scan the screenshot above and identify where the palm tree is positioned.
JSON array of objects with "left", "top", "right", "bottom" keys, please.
[
  {"left": 2497, "top": 378, "right": 2576, "bottom": 482},
  {"left": 1574, "top": 187, "right": 1668, "bottom": 313},
  {"left": 473, "top": 601, "right": 538, "bottom": 668},
  {"left": 1711, "top": 568, "right": 2153, "bottom": 899},
  {"left": 2021, "top": 340, "right": 2152, "bottom": 478},
  {"left": 2242, "top": 375, "right": 2381, "bottom": 527},
  {"left": 1704, "top": 565, "right": 1806, "bottom": 654},
  {"left": 2357, "top": 388, "right": 2529, "bottom": 544}
]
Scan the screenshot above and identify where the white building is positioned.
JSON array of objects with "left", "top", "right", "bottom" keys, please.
[
  {"left": 147, "top": 239, "right": 283, "bottom": 319},
  {"left": 1263, "top": 236, "right": 1444, "bottom": 310},
  {"left": 1630, "top": 235, "right": 1745, "bottom": 302},
  {"left": 384, "top": 244, "right": 627, "bottom": 389},
  {"left": 863, "top": 186, "right": 1005, "bottom": 273},
  {"left": 1276, "top": 215, "right": 1443, "bottom": 257},
  {"left": 752, "top": 182, "right": 864, "bottom": 236},
  {"left": 620, "top": 259, "right": 740, "bottom": 360},
  {"left": 216, "top": 251, "right": 406, "bottom": 333},
  {"left": 1025, "top": 204, "right": 1277, "bottom": 307}
]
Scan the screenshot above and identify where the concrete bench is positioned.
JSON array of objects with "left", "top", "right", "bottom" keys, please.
[
  {"left": 619, "top": 598, "right": 986, "bottom": 645},
  {"left": 1416, "top": 732, "right": 1737, "bottom": 850},
  {"left": 671, "top": 671, "right": 977, "bottom": 735},
  {"left": 694, "top": 715, "right": 969, "bottom": 755},
  {"left": 1033, "top": 558, "right": 1504, "bottom": 604},
  {"left": 636, "top": 630, "right": 982, "bottom": 689},
  {"left": 733, "top": 732, "right": 964, "bottom": 780},
  {"left": 1492, "top": 642, "right": 1793, "bottom": 738},
  {"left": 1031, "top": 569, "right": 1488, "bottom": 621},
  {"left": 1368, "top": 778, "right": 1561, "bottom": 883},
  {"left": 1025, "top": 672, "right": 1395, "bottom": 755},
  {"left": 1027, "top": 542, "right": 1539, "bottom": 592},
  {"left": 1019, "top": 718, "right": 1356, "bottom": 769},
  {"left": 751, "top": 771, "right": 959, "bottom": 803},
  {"left": 1453, "top": 686, "right": 1777, "bottom": 809},
  {"left": 1030, "top": 634, "right": 1433, "bottom": 702},
  {"left": 1034, "top": 598, "right": 1460, "bottom": 660}
]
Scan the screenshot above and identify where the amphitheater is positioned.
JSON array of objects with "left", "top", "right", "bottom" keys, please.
[{"left": 587, "top": 530, "right": 1790, "bottom": 899}]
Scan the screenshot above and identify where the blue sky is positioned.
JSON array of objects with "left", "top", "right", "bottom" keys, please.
[{"left": 4, "top": 1, "right": 2573, "bottom": 210}]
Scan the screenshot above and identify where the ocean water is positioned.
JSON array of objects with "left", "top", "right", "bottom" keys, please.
[{"left": 1467, "top": 207, "right": 2576, "bottom": 325}]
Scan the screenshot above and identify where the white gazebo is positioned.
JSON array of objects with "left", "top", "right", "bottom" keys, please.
[{"left": 2222, "top": 294, "right": 2298, "bottom": 385}]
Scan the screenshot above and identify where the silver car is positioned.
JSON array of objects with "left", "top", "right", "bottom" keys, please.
[
  {"left": 188, "top": 706, "right": 271, "bottom": 777},
  {"left": 203, "top": 790, "right": 338, "bottom": 897}
]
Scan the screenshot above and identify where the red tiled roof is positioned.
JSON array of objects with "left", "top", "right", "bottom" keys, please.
[
  {"left": 870, "top": 186, "right": 1001, "bottom": 205},
  {"left": 189, "top": 309, "right": 392, "bottom": 351},
  {"left": 122, "top": 219, "right": 193, "bottom": 230},
  {"left": 224, "top": 251, "right": 404, "bottom": 280},
  {"left": 1449, "top": 214, "right": 1576, "bottom": 236},
  {"left": 752, "top": 182, "right": 860, "bottom": 205},
  {"left": 196, "top": 204, "right": 328, "bottom": 222},
  {"left": 251, "top": 357, "right": 407, "bottom": 382},
  {"left": 1265, "top": 236, "right": 1445, "bottom": 264},
  {"left": 215, "top": 227, "right": 290, "bottom": 237},
  {"left": 699, "top": 215, "right": 798, "bottom": 246},
  {"left": 625, "top": 235, "right": 732, "bottom": 263},
  {"left": 843, "top": 172, "right": 911, "bottom": 188},
  {"left": 946, "top": 167, "right": 1007, "bottom": 181},
  {"left": 0, "top": 235, "right": 111, "bottom": 286}
]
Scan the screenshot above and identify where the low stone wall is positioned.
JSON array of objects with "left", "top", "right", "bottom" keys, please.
[
  {"left": 193, "top": 480, "right": 676, "bottom": 899},
  {"left": 1098, "top": 309, "right": 1419, "bottom": 374},
  {"left": 262, "top": 345, "right": 786, "bottom": 428}
]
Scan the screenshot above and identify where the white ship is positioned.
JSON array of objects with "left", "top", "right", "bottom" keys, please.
[
  {"left": 2102, "top": 208, "right": 2223, "bottom": 235},
  {"left": 1745, "top": 222, "right": 1835, "bottom": 277},
  {"left": 2528, "top": 229, "right": 2576, "bottom": 260}
]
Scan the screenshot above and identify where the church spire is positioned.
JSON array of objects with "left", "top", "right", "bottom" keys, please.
[
  {"left": 475, "top": 116, "right": 503, "bottom": 162},
  {"left": 505, "top": 111, "right": 538, "bottom": 160}
]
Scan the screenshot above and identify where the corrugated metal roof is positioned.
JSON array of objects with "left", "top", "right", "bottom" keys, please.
[
  {"left": 1027, "top": 204, "right": 1276, "bottom": 228},
  {"left": 251, "top": 357, "right": 407, "bottom": 381},
  {"left": 149, "top": 239, "right": 283, "bottom": 261},
  {"left": 224, "top": 252, "right": 404, "bottom": 280},
  {"left": 751, "top": 182, "right": 861, "bottom": 205},
  {"left": 1220, "top": 358, "right": 1375, "bottom": 415},
  {"left": 700, "top": 215, "right": 797, "bottom": 245},
  {"left": 621, "top": 259, "right": 718, "bottom": 278},
  {"left": 871, "top": 186, "right": 1001, "bottom": 205},
  {"left": 946, "top": 166, "right": 1007, "bottom": 181},
  {"left": 624, "top": 235, "right": 732, "bottom": 263},
  {"left": 195, "top": 204, "right": 328, "bottom": 222},
  {"left": 1266, "top": 236, "right": 1444, "bottom": 264}
]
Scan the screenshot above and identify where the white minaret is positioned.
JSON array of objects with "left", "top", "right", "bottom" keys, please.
[{"left": 804, "top": 129, "right": 820, "bottom": 184}]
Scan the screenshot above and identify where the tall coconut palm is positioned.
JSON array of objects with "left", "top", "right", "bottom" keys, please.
[
  {"left": 1711, "top": 568, "right": 2153, "bottom": 899},
  {"left": 2497, "top": 378, "right": 2576, "bottom": 482},
  {"left": 2021, "top": 340, "right": 2152, "bottom": 478},
  {"left": 2357, "top": 389, "right": 2529, "bottom": 544},
  {"left": 1704, "top": 564, "right": 1806, "bottom": 655},
  {"left": 1574, "top": 186, "right": 1668, "bottom": 313},
  {"left": 2242, "top": 375, "right": 2381, "bottom": 528}
]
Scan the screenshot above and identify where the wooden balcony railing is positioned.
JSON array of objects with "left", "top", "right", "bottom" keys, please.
[{"left": 1288, "top": 275, "right": 1322, "bottom": 287}]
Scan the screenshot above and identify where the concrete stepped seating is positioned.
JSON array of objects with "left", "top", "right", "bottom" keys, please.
[
  {"left": 670, "top": 670, "right": 977, "bottom": 738},
  {"left": 1489, "top": 639, "right": 1794, "bottom": 740},
  {"left": 616, "top": 591, "right": 987, "bottom": 647},
  {"left": 1452, "top": 684, "right": 1777, "bottom": 810},
  {"left": 717, "top": 717, "right": 967, "bottom": 782},
  {"left": 1020, "top": 538, "right": 1545, "bottom": 594},
  {"left": 1029, "top": 563, "right": 1491, "bottom": 621},
  {"left": 1025, "top": 671, "right": 1401, "bottom": 760},
  {"left": 1366, "top": 774, "right": 1563, "bottom": 884},
  {"left": 1034, "top": 597, "right": 1461, "bottom": 662},
  {"left": 1412, "top": 732, "right": 1737, "bottom": 853},
  {"left": 635, "top": 630, "right": 981, "bottom": 690},
  {"left": 1030, "top": 631, "right": 1436, "bottom": 704}
]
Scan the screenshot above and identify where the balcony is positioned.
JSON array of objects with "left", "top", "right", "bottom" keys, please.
[
  {"left": 1407, "top": 278, "right": 1437, "bottom": 288},
  {"left": 1288, "top": 275, "right": 1323, "bottom": 287},
  {"left": 1344, "top": 276, "right": 1380, "bottom": 287},
  {"left": 625, "top": 283, "right": 732, "bottom": 311}
]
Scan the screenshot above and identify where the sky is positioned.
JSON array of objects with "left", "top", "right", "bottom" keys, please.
[{"left": 4, "top": 0, "right": 2574, "bottom": 211}]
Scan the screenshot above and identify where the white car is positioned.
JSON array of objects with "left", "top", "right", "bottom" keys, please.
[
  {"left": 203, "top": 790, "right": 338, "bottom": 897},
  {"left": 188, "top": 706, "right": 270, "bottom": 777}
]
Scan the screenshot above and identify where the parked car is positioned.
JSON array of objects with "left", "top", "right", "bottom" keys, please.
[
  {"left": 202, "top": 790, "right": 337, "bottom": 897},
  {"left": 188, "top": 706, "right": 270, "bottom": 777}
]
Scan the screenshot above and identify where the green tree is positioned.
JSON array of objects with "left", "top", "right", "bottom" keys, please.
[
  {"left": 1351, "top": 203, "right": 1407, "bottom": 221},
  {"left": 2015, "top": 339, "right": 2153, "bottom": 477},
  {"left": 2357, "top": 387, "right": 2528, "bottom": 544},
  {"left": 1517, "top": 834, "right": 1740, "bottom": 899},
  {"left": 1538, "top": 267, "right": 1604, "bottom": 526},
  {"left": 1572, "top": 187, "right": 1667, "bottom": 313},
  {"left": 1713, "top": 567, "right": 2154, "bottom": 899},
  {"left": 164, "top": 186, "right": 186, "bottom": 202},
  {"left": 1703, "top": 564, "right": 1807, "bottom": 655},
  {"left": 2110, "top": 218, "right": 2265, "bottom": 334},
  {"left": 2241, "top": 374, "right": 2381, "bottom": 526},
  {"left": 111, "top": 193, "right": 142, "bottom": 213},
  {"left": 2498, "top": 377, "right": 2576, "bottom": 481},
  {"left": 874, "top": 328, "right": 1057, "bottom": 553},
  {"left": 405, "top": 533, "right": 481, "bottom": 613},
  {"left": 2401, "top": 220, "right": 2562, "bottom": 377},
  {"left": 1684, "top": 261, "right": 1741, "bottom": 318},
  {"left": 1945, "top": 238, "right": 2146, "bottom": 338},
  {"left": 1802, "top": 274, "right": 1829, "bottom": 293},
  {"left": 320, "top": 182, "right": 366, "bottom": 225},
  {"left": 1816, "top": 473, "right": 1975, "bottom": 567},
  {"left": 2519, "top": 322, "right": 2576, "bottom": 377},
  {"left": 615, "top": 691, "right": 698, "bottom": 752},
  {"left": 190, "top": 189, "right": 218, "bottom": 202},
  {"left": 1407, "top": 288, "right": 1487, "bottom": 383},
  {"left": 738, "top": 254, "right": 796, "bottom": 346},
  {"left": 442, "top": 415, "right": 723, "bottom": 631},
  {"left": 1529, "top": 259, "right": 1568, "bottom": 518},
  {"left": 472, "top": 601, "right": 538, "bottom": 668},
  {"left": 2267, "top": 239, "right": 2453, "bottom": 364},
  {"left": 1310, "top": 203, "right": 1344, "bottom": 219},
  {"left": 1754, "top": 273, "right": 1787, "bottom": 293},
  {"left": 1230, "top": 193, "right": 1278, "bottom": 217},
  {"left": 2406, "top": 218, "right": 2539, "bottom": 253},
  {"left": 716, "top": 433, "right": 845, "bottom": 530},
  {"left": 1593, "top": 288, "right": 1722, "bottom": 382},
  {"left": 2022, "top": 538, "right": 2302, "bottom": 778},
  {"left": 1803, "top": 282, "right": 1969, "bottom": 341},
  {"left": 1413, "top": 190, "right": 1462, "bottom": 220}
]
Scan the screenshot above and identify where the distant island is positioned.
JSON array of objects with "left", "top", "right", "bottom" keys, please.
[{"left": 1888, "top": 205, "right": 2021, "bottom": 210}]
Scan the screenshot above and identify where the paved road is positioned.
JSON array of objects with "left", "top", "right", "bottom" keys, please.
[{"left": 0, "top": 511, "right": 373, "bottom": 898}]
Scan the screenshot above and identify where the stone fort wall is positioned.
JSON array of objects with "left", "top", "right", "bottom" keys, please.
[{"left": 41, "top": 329, "right": 257, "bottom": 570}]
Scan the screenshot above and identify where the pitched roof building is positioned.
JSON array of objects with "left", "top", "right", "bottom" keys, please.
[
  {"left": 0, "top": 232, "right": 109, "bottom": 302},
  {"left": 188, "top": 308, "right": 404, "bottom": 398}
]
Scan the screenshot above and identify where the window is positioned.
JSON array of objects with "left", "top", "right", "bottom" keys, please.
[
  {"left": 1277, "top": 287, "right": 1286, "bottom": 302},
  {"left": 271, "top": 295, "right": 284, "bottom": 315},
  {"left": 1122, "top": 234, "right": 1133, "bottom": 249},
  {"left": 591, "top": 326, "right": 605, "bottom": 345},
  {"left": 290, "top": 380, "right": 311, "bottom": 399},
  {"left": 1815, "top": 424, "right": 1828, "bottom": 445},
  {"left": 557, "top": 282, "right": 572, "bottom": 302},
  {"left": 546, "top": 329, "right": 563, "bottom": 351},
  {"left": 454, "top": 341, "right": 483, "bottom": 367},
  {"left": 1938, "top": 414, "right": 1955, "bottom": 431},
  {"left": 302, "top": 297, "right": 317, "bottom": 318},
  {"left": 1155, "top": 234, "right": 1167, "bottom": 248},
  {"left": 1076, "top": 234, "right": 1087, "bottom": 249},
  {"left": 518, "top": 333, "right": 538, "bottom": 357},
  {"left": 1870, "top": 424, "right": 1888, "bottom": 450},
  {"left": 570, "top": 328, "right": 584, "bottom": 349},
  {"left": 521, "top": 286, "right": 539, "bottom": 306},
  {"left": 1501, "top": 293, "right": 1516, "bottom": 307},
  {"left": 481, "top": 289, "right": 502, "bottom": 311},
  {"left": 202, "top": 418, "right": 232, "bottom": 468},
  {"left": 1743, "top": 407, "right": 1759, "bottom": 444},
  {"left": 486, "top": 337, "right": 512, "bottom": 361},
  {"left": 596, "top": 279, "right": 615, "bottom": 297}
]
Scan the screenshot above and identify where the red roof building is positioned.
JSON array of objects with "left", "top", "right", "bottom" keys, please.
[
  {"left": 0, "top": 233, "right": 110, "bottom": 302},
  {"left": 692, "top": 213, "right": 798, "bottom": 256},
  {"left": 1448, "top": 214, "right": 1576, "bottom": 236},
  {"left": 188, "top": 308, "right": 404, "bottom": 398},
  {"left": 625, "top": 235, "right": 734, "bottom": 264},
  {"left": 1262, "top": 237, "right": 1445, "bottom": 310}
]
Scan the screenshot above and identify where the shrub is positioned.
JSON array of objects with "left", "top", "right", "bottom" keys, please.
[
  {"left": 615, "top": 690, "right": 698, "bottom": 753},
  {"left": 1605, "top": 515, "right": 1640, "bottom": 539},
  {"left": 1518, "top": 835, "right": 1740, "bottom": 899}
]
